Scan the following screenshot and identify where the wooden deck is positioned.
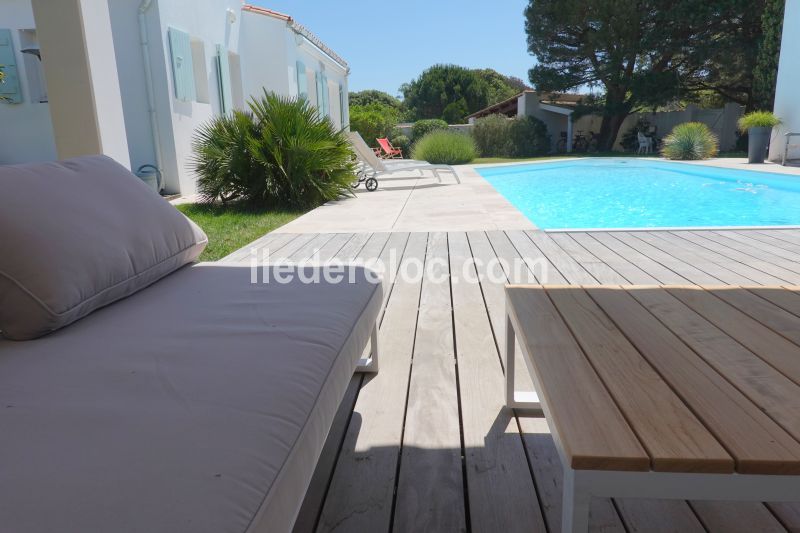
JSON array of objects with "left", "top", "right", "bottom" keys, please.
[{"left": 226, "top": 228, "right": 800, "bottom": 532}]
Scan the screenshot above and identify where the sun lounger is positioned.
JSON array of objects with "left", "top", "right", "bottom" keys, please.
[
  {"left": 347, "top": 131, "right": 460, "bottom": 191},
  {"left": 0, "top": 156, "right": 382, "bottom": 533}
]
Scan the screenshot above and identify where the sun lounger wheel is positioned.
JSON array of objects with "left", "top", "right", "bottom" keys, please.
[{"left": 365, "top": 177, "right": 378, "bottom": 191}]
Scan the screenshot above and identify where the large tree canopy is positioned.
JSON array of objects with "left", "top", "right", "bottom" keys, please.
[
  {"left": 401, "top": 65, "right": 529, "bottom": 123},
  {"left": 349, "top": 90, "right": 403, "bottom": 110},
  {"left": 525, "top": 0, "right": 774, "bottom": 150}
]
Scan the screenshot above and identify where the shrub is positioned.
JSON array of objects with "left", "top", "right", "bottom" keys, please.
[
  {"left": 472, "top": 114, "right": 511, "bottom": 156},
  {"left": 389, "top": 134, "right": 411, "bottom": 157},
  {"left": 411, "top": 130, "right": 477, "bottom": 165},
  {"left": 192, "top": 91, "right": 356, "bottom": 208},
  {"left": 661, "top": 122, "right": 718, "bottom": 160},
  {"left": 471, "top": 114, "right": 550, "bottom": 157},
  {"left": 507, "top": 116, "right": 551, "bottom": 157},
  {"left": 412, "top": 119, "right": 449, "bottom": 140},
  {"left": 737, "top": 110, "right": 781, "bottom": 132},
  {"left": 349, "top": 103, "right": 400, "bottom": 147},
  {"left": 442, "top": 98, "right": 470, "bottom": 124}
]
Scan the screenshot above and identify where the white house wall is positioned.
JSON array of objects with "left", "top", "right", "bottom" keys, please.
[
  {"left": 240, "top": 12, "right": 290, "bottom": 100},
  {"left": 770, "top": 0, "right": 800, "bottom": 161},
  {"left": 0, "top": 0, "right": 56, "bottom": 164},
  {"left": 149, "top": 0, "right": 242, "bottom": 195},
  {"left": 240, "top": 11, "right": 349, "bottom": 130}
]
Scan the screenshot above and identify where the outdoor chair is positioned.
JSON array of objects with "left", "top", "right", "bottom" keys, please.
[
  {"left": 637, "top": 131, "right": 653, "bottom": 154},
  {"left": 376, "top": 137, "right": 404, "bottom": 159}
]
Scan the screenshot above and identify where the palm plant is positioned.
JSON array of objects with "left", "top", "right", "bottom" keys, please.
[{"left": 192, "top": 91, "right": 356, "bottom": 208}]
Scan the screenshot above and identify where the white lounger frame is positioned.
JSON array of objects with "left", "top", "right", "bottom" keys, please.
[
  {"left": 505, "top": 311, "right": 800, "bottom": 533},
  {"left": 355, "top": 323, "right": 379, "bottom": 373}
]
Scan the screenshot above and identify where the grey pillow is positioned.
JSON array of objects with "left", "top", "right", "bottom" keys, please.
[{"left": 0, "top": 155, "right": 208, "bottom": 340}]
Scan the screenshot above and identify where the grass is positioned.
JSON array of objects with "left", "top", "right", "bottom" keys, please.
[
  {"left": 473, "top": 151, "right": 747, "bottom": 165},
  {"left": 176, "top": 203, "right": 304, "bottom": 261}
]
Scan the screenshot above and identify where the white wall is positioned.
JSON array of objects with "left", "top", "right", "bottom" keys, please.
[
  {"left": 770, "top": 0, "right": 800, "bottom": 161},
  {"left": 150, "top": 0, "right": 242, "bottom": 195},
  {"left": 240, "top": 11, "right": 350, "bottom": 131},
  {"left": 240, "top": 12, "right": 290, "bottom": 101},
  {"left": 0, "top": 0, "right": 56, "bottom": 164}
]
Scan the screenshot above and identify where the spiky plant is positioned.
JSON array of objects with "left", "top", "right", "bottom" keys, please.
[
  {"left": 660, "top": 122, "right": 718, "bottom": 161},
  {"left": 192, "top": 110, "right": 264, "bottom": 204},
  {"left": 192, "top": 91, "right": 356, "bottom": 208}
]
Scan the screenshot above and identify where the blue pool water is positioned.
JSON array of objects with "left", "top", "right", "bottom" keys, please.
[{"left": 478, "top": 159, "right": 800, "bottom": 229}]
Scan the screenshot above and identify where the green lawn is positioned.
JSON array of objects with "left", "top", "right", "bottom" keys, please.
[
  {"left": 176, "top": 203, "right": 304, "bottom": 261},
  {"left": 472, "top": 151, "right": 747, "bottom": 165}
]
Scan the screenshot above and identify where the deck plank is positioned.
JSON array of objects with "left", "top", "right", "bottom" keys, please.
[
  {"left": 393, "top": 232, "right": 467, "bottom": 532},
  {"left": 525, "top": 231, "right": 598, "bottom": 284},
  {"left": 590, "top": 232, "right": 690, "bottom": 284},
  {"left": 613, "top": 232, "right": 724, "bottom": 285},
  {"left": 292, "top": 228, "right": 800, "bottom": 531},
  {"left": 660, "top": 232, "right": 788, "bottom": 285},
  {"left": 316, "top": 233, "right": 425, "bottom": 532},
  {"left": 505, "top": 230, "right": 568, "bottom": 284},
  {"left": 676, "top": 231, "right": 800, "bottom": 284},
  {"left": 547, "top": 233, "right": 628, "bottom": 284},
  {"left": 448, "top": 232, "right": 547, "bottom": 532},
  {"left": 569, "top": 232, "right": 660, "bottom": 284}
]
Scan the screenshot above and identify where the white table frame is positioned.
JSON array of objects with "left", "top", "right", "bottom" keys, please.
[{"left": 504, "top": 299, "right": 800, "bottom": 533}]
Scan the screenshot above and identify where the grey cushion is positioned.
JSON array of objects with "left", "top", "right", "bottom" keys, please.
[
  {"left": 0, "top": 155, "right": 207, "bottom": 340},
  {"left": 0, "top": 263, "right": 382, "bottom": 533}
]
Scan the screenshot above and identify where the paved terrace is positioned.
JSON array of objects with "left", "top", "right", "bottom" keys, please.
[{"left": 222, "top": 159, "right": 800, "bottom": 532}]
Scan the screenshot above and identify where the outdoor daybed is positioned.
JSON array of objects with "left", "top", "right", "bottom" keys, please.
[{"left": 0, "top": 156, "right": 381, "bottom": 533}]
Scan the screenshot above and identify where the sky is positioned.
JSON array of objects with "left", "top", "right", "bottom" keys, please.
[{"left": 252, "top": 0, "right": 534, "bottom": 97}]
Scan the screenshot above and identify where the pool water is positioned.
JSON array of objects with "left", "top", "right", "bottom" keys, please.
[{"left": 478, "top": 159, "right": 800, "bottom": 229}]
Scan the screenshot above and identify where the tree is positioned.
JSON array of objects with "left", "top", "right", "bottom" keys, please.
[
  {"left": 752, "top": 0, "right": 786, "bottom": 110},
  {"left": 349, "top": 90, "right": 403, "bottom": 110},
  {"left": 400, "top": 65, "right": 533, "bottom": 123},
  {"left": 348, "top": 103, "right": 399, "bottom": 147},
  {"left": 401, "top": 65, "right": 491, "bottom": 122},
  {"left": 525, "top": 0, "right": 769, "bottom": 150}
]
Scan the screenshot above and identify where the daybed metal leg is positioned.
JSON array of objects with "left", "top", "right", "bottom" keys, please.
[
  {"left": 505, "top": 315, "right": 540, "bottom": 411},
  {"left": 356, "top": 323, "right": 379, "bottom": 373},
  {"left": 562, "top": 468, "right": 590, "bottom": 533}
]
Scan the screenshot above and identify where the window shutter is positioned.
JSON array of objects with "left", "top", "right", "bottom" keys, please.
[
  {"left": 321, "top": 73, "right": 330, "bottom": 117},
  {"left": 314, "top": 71, "right": 321, "bottom": 109},
  {"left": 168, "top": 27, "right": 195, "bottom": 102},
  {"left": 0, "top": 29, "right": 22, "bottom": 104},
  {"left": 216, "top": 44, "right": 232, "bottom": 114},
  {"left": 339, "top": 83, "right": 347, "bottom": 129},
  {"left": 295, "top": 61, "right": 307, "bottom": 99}
]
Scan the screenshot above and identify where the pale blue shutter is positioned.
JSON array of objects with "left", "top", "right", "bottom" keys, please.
[
  {"left": 295, "top": 61, "right": 307, "bottom": 100},
  {"left": 168, "top": 27, "right": 195, "bottom": 102},
  {"left": 339, "top": 83, "right": 347, "bottom": 128},
  {"left": 321, "top": 73, "right": 330, "bottom": 117},
  {"left": 216, "top": 44, "right": 232, "bottom": 114},
  {"left": 0, "top": 29, "right": 22, "bottom": 104},
  {"left": 314, "top": 71, "right": 324, "bottom": 111}
]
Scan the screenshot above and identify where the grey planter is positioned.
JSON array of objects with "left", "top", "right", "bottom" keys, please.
[{"left": 747, "top": 126, "right": 772, "bottom": 163}]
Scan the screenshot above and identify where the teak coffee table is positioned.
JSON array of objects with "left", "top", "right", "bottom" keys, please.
[{"left": 505, "top": 285, "right": 800, "bottom": 532}]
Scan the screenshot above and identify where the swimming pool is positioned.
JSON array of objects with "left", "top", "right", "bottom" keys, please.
[{"left": 478, "top": 159, "right": 800, "bottom": 230}]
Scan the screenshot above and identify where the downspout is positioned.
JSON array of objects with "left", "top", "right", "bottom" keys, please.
[{"left": 138, "top": 0, "right": 165, "bottom": 191}]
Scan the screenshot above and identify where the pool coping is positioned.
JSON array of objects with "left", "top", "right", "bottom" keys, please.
[{"left": 546, "top": 225, "right": 800, "bottom": 233}]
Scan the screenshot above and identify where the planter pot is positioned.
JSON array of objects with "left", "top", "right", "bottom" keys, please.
[{"left": 747, "top": 126, "right": 772, "bottom": 163}]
